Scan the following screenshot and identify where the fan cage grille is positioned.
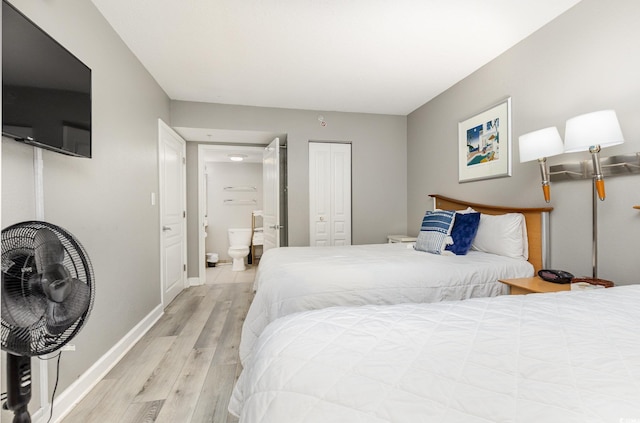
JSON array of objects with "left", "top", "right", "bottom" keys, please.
[{"left": 1, "top": 221, "right": 95, "bottom": 356}]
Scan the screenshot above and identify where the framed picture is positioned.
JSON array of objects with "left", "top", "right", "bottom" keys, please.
[{"left": 458, "top": 97, "right": 512, "bottom": 183}]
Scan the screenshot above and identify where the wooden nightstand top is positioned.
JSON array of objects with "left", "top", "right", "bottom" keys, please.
[{"left": 499, "top": 276, "right": 571, "bottom": 295}]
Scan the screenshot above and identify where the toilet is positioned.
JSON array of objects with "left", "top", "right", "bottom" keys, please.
[{"left": 227, "top": 228, "right": 252, "bottom": 271}]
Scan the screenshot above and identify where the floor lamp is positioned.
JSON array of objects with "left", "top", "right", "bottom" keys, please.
[{"left": 563, "top": 110, "right": 624, "bottom": 279}]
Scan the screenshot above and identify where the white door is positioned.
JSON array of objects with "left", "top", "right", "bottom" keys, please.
[
  {"left": 263, "top": 138, "right": 280, "bottom": 253},
  {"left": 158, "top": 120, "right": 187, "bottom": 308},
  {"left": 309, "top": 142, "right": 351, "bottom": 246},
  {"left": 309, "top": 143, "right": 330, "bottom": 246}
]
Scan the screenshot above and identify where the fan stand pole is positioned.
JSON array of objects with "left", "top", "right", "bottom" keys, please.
[{"left": 5, "top": 353, "right": 32, "bottom": 423}]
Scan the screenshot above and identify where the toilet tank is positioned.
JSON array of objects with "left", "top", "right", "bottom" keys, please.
[{"left": 228, "top": 228, "right": 252, "bottom": 246}]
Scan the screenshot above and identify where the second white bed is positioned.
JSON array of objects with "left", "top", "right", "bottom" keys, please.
[
  {"left": 231, "top": 285, "right": 640, "bottom": 422},
  {"left": 239, "top": 242, "right": 533, "bottom": 364}
]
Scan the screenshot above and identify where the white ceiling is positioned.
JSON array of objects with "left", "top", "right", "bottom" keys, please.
[{"left": 91, "top": 0, "right": 582, "bottom": 140}]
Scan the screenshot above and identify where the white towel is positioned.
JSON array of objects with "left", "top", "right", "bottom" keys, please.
[{"left": 252, "top": 233, "right": 264, "bottom": 245}]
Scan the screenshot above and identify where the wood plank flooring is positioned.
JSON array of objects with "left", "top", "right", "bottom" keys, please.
[{"left": 60, "top": 264, "right": 255, "bottom": 423}]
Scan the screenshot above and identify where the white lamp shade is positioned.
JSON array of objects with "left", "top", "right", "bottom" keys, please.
[
  {"left": 518, "top": 126, "right": 564, "bottom": 163},
  {"left": 564, "top": 110, "right": 624, "bottom": 152}
]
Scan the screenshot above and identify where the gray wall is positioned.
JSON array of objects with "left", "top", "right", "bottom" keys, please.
[
  {"left": 407, "top": 0, "right": 640, "bottom": 285},
  {"left": 173, "top": 102, "right": 408, "bottom": 277},
  {"left": 1, "top": 0, "right": 170, "bottom": 414}
]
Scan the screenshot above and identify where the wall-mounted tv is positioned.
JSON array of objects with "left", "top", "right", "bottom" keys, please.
[{"left": 2, "top": 0, "right": 92, "bottom": 158}]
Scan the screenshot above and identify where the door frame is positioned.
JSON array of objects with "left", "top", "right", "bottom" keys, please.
[
  {"left": 262, "top": 137, "right": 281, "bottom": 253},
  {"left": 158, "top": 119, "right": 187, "bottom": 308},
  {"left": 197, "top": 144, "right": 207, "bottom": 286},
  {"left": 196, "top": 144, "right": 269, "bottom": 284}
]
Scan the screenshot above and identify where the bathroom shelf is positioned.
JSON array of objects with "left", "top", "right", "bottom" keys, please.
[
  {"left": 224, "top": 199, "right": 257, "bottom": 205},
  {"left": 224, "top": 186, "right": 257, "bottom": 192}
]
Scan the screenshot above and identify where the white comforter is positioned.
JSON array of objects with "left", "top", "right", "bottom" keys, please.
[
  {"left": 231, "top": 285, "right": 640, "bottom": 422},
  {"left": 239, "top": 243, "right": 533, "bottom": 363}
]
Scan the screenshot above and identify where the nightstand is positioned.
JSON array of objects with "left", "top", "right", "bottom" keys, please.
[
  {"left": 387, "top": 235, "right": 417, "bottom": 244},
  {"left": 499, "top": 276, "right": 571, "bottom": 295}
]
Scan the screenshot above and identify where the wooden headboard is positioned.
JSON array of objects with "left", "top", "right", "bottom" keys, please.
[{"left": 429, "top": 194, "right": 553, "bottom": 273}]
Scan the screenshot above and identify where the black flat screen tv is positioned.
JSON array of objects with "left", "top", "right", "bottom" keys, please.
[{"left": 2, "top": 0, "right": 92, "bottom": 158}]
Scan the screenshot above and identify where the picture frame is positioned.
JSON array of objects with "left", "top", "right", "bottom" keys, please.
[{"left": 458, "top": 97, "right": 512, "bottom": 183}]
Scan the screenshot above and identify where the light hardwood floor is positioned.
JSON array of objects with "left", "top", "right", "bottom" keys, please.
[{"left": 60, "top": 263, "right": 255, "bottom": 423}]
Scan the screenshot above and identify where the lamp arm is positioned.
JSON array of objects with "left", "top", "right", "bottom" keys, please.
[
  {"left": 537, "top": 157, "right": 551, "bottom": 203},
  {"left": 589, "top": 145, "right": 606, "bottom": 200}
]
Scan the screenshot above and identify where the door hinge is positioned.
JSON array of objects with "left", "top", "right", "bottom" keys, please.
[
  {"left": 183, "top": 211, "right": 186, "bottom": 218},
  {"left": 183, "top": 264, "right": 186, "bottom": 272},
  {"left": 182, "top": 157, "right": 186, "bottom": 165}
]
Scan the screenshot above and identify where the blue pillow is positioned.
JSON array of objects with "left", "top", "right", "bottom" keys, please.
[
  {"left": 445, "top": 212, "right": 481, "bottom": 255},
  {"left": 414, "top": 210, "right": 456, "bottom": 254}
]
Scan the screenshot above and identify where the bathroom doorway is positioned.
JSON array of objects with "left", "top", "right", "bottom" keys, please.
[
  {"left": 198, "top": 145, "right": 264, "bottom": 280},
  {"left": 196, "top": 140, "right": 288, "bottom": 284}
]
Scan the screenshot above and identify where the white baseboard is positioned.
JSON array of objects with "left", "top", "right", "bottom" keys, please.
[
  {"left": 188, "top": 276, "right": 203, "bottom": 286},
  {"left": 44, "top": 304, "right": 164, "bottom": 423}
]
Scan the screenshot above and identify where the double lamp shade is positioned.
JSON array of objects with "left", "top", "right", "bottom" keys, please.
[{"left": 519, "top": 110, "right": 624, "bottom": 202}]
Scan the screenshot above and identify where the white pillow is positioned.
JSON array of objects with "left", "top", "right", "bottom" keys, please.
[{"left": 471, "top": 213, "right": 528, "bottom": 260}]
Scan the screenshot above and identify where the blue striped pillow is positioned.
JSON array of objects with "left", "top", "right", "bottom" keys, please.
[{"left": 415, "top": 210, "right": 456, "bottom": 254}]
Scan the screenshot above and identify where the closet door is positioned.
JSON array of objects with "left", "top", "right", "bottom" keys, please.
[{"left": 309, "top": 142, "right": 351, "bottom": 246}]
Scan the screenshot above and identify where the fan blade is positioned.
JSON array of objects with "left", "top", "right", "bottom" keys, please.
[
  {"left": 33, "top": 228, "right": 65, "bottom": 273},
  {"left": 45, "top": 278, "right": 90, "bottom": 335},
  {"left": 1, "top": 273, "right": 46, "bottom": 328}
]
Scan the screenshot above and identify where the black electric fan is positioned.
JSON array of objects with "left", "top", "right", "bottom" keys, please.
[{"left": 1, "top": 221, "right": 95, "bottom": 423}]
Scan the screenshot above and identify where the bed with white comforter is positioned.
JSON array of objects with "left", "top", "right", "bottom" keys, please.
[
  {"left": 231, "top": 285, "right": 640, "bottom": 422},
  {"left": 239, "top": 242, "right": 534, "bottom": 364}
]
